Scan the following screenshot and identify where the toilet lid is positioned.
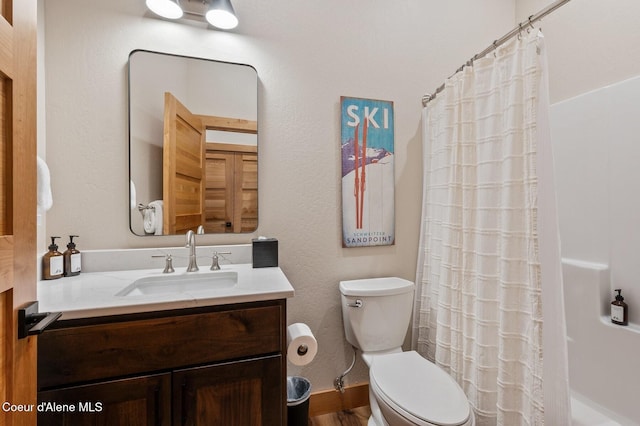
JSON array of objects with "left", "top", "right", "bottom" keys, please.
[{"left": 370, "top": 351, "right": 470, "bottom": 426}]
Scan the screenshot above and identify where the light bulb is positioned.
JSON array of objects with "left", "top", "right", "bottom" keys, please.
[
  {"left": 146, "top": 0, "right": 183, "bottom": 20},
  {"left": 205, "top": 9, "right": 238, "bottom": 29}
]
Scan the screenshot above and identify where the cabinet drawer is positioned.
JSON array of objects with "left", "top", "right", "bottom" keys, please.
[{"left": 39, "top": 303, "right": 283, "bottom": 389}]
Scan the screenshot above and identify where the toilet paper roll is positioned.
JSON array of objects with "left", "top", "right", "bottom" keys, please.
[{"left": 286, "top": 323, "right": 318, "bottom": 366}]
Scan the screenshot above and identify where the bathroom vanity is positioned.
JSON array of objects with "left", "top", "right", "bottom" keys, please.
[{"left": 36, "top": 262, "right": 294, "bottom": 425}]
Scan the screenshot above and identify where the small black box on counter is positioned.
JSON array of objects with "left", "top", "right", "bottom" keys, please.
[{"left": 252, "top": 238, "right": 278, "bottom": 268}]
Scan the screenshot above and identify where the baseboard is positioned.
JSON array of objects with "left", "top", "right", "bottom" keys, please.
[{"left": 308, "top": 382, "right": 370, "bottom": 417}]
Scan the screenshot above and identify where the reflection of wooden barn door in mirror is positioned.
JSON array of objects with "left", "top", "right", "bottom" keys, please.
[
  {"left": 236, "top": 152, "right": 258, "bottom": 232},
  {"left": 163, "top": 92, "right": 205, "bottom": 234},
  {"left": 205, "top": 144, "right": 257, "bottom": 233},
  {"left": 205, "top": 151, "right": 234, "bottom": 233},
  {"left": 0, "top": 0, "right": 38, "bottom": 424}
]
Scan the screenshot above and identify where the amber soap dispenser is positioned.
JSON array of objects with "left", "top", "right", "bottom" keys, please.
[
  {"left": 42, "top": 236, "right": 64, "bottom": 280},
  {"left": 611, "top": 289, "right": 628, "bottom": 326},
  {"left": 63, "top": 235, "right": 81, "bottom": 276}
]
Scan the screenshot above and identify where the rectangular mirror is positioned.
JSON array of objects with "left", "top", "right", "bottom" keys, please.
[{"left": 129, "top": 50, "right": 258, "bottom": 236}]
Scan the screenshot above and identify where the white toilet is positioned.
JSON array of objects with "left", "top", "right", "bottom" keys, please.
[{"left": 339, "top": 277, "right": 474, "bottom": 426}]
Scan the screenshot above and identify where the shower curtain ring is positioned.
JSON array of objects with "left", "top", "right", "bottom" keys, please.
[
  {"left": 518, "top": 23, "right": 523, "bottom": 40},
  {"left": 528, "top": 15, "right": 535, "bottom": 32}
]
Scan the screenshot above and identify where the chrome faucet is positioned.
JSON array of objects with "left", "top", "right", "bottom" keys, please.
[{"left": 185, "top": 230, "right": 199, "bottom": 272}]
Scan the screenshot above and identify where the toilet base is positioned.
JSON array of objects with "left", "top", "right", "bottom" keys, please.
[{"left": 367, "top": 385, "right": 388, "bottom": 426}]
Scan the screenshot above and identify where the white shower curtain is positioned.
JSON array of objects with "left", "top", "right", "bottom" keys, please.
[{"left": 414, "top": 31, "right": 570, "bottom": 425}]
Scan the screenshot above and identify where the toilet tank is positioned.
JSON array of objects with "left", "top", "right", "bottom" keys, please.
[{"left": 339, "top": 277, "right": 415, "bottom": 353}]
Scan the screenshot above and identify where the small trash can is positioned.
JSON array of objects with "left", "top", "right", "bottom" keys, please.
[{"left": 287, "top": 376, "right": 311, "bottom": 426}]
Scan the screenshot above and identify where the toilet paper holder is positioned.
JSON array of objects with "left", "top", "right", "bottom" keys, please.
[
  {"left": 286, "top": 322, "right": 317, "bottom": 366},
  {"left": 296, "top": 344, "right": 309, "bottom": 356}
]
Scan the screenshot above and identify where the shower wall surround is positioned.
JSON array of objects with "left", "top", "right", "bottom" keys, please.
[{"left": 551, "top": 73, "right": 640, "bottom": 326}]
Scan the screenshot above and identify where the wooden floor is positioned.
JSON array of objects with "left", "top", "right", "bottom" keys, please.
[{"left": 308, "top": 406, "right": 370, "bottom": 426}]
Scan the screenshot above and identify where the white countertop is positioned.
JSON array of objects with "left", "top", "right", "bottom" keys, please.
[{"left": 37, "top": 264, "right": 295, "bottom": 320}]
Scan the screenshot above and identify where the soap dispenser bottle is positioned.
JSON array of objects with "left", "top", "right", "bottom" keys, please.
[
  {"left": 42, "top": 236, "right": 64, "bottom": 280},
  {"left": 611, "top": 289, "right": 628, "bottom": 326},
  {"left": 63, "top": 235, "right": 81, "bottom": 276}
]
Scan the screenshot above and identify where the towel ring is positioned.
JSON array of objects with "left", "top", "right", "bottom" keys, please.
[{"left": 137, "top": 203, "right": 155, "bottom": 212}]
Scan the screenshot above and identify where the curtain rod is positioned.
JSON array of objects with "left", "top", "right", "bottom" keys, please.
[{"left": 422, "top": 0, "right": 572, "bottom": 106}]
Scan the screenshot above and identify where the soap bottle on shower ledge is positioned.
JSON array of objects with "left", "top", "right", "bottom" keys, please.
[{"left": 611, "top": 289, "right": 628, "bottom": 326}]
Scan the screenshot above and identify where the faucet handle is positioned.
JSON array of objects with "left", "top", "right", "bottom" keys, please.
[
  {"left": 210, "top": 251, "right": 232, "bottom": 271},
  {"left": 163, "top": 254, "right": 175, "bottom": 273},
  {"left": 152, "top": 254, "right": 175, "bottom": 273}
]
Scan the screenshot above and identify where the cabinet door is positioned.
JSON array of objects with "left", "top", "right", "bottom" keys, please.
[
  {"left": 163, "top": 92, "right": 206, "bottom": 234},
  {"left": 38, "top": 373, "right": 171, "bottom": 426},
  {"left": 0, "top": 0, "right": 38, "bottom": 424},
  {"left": 205, "top": 151, "right": 235, "bottom": 232},
  {"left": 204, "top": 144, "right": 258, "bottom": 233},
  {"left": 174, "top": 355, "right": 283, "bottom": 426},
  {"left": 235, "top": 152, "right": 258, "bottom": 232}
]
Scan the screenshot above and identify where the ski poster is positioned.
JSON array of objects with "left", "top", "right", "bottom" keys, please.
[{"left": 340, "top": 96, "right": 395, "bottom": 247}]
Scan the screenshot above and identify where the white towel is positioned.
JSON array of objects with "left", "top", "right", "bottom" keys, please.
[
  {"left": 130, "top": 180, "right": 137, "bottom": 210},
  {"left": 36, "top": 156, "right": 53, "bottom": 211},
  {"left": 148, "top": 200, "right": 164, "bottom": 235},
  {"left": 143, "top": 208, "right": 155, "bottom": 234}
]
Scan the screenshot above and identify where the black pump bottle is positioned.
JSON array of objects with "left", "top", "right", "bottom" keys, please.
[{"left": 611, "top": 289, "right": 628, "bottom": 326}]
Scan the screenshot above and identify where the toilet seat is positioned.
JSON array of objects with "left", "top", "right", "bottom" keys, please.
[{"left": 370, "top": 351, "right": 471, "bottom": 426}]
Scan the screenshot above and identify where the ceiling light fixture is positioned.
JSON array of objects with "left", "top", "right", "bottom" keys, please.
[
  {"left": 205, "top": 0, "right": 238, "bottom": 30},
  {"left": 146, "top": 0, "right": 183, "bottom": 20},
  {"left": 145, "top": 0, "right": 239, "bottom": 30}
]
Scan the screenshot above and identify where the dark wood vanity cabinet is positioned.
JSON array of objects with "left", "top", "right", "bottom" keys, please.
[{"left": 37, "top": 300, "right": 287, "bottom": 425}]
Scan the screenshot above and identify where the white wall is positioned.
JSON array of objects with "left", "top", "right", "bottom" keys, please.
[
  {"left": 516, "top": 0, "right": 640, "bottom": 326},
  {"left": 516, "top": 0, "right": 640, "bottom": 103},
  {"left": 41, "top": 0, "right": 515, "bottom": 390}
]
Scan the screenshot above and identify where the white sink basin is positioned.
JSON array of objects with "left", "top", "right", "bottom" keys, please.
[
  {"left": 115, "top": 271, "right": 238, "bottom": 297},
  {"left": 38, "top": 263, "right": 295, "bottom": 320}
]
